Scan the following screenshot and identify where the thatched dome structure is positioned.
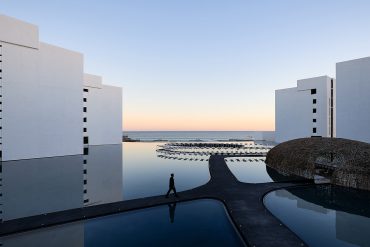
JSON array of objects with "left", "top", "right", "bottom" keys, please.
[{"left": 265, "top": 137, "right": 370, "bottom": 191}]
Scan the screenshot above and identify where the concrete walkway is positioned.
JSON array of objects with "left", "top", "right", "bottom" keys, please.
[{"left": 0, "top": 155, "right": 310, "bottom": 247}]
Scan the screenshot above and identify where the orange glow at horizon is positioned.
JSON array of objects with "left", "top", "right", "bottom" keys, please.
[{"left": 123, "top": 113, "right": 274, "bottom": 131}]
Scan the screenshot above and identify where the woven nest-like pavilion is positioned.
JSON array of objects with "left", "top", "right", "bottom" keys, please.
[{"left": 265, "top": 137, "right": 370, "bottom": 191}]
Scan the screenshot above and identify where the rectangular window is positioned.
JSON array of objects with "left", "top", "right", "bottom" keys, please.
[
  {"left": 313, "top": 99, "right": 316, "bottom": 104},
  {"left": 83, "top": 107, "right": 87, "bottom": 112},
  {"left": 313, "top": 119, "right": 317, "bottom": 122},
  {"left": 311, "top": 89, "right": 317, "bottom": 94},
  {"left": 83, "top": 136, "right": 89, "bottom": 144},
  {"left": 83, "top": 98, "right": 87, "bottom": 102},
  {"left": 83, "top": 180, "right": 87, "bottom": 185},
  {"left": 83, "top": 128, "right": 87, "bottom": 132},
  {"left": 84, "top": 199, "right": 89, "bottom": 203},
  {"left": 313, "top": 128, "right": 317, "bottom": 133},
  {"left": 83, "top": 169, "right": 87, "bottom": 174},
  {"left": 83, "top": 117, "right": 87, "bottom": 122},
  {"left": 83, "top": 147, "right": 89, "bottom": 155},
  {"left": 313, "top": 108, "right": 316, "bottom": 113},
  {"left": 83, "top": 159, "right": 87, "bottom": 164},
  {"left": 83, "top": 189, "right": 87, "bottom": 194},
  {"left": 83, "top": 88, "right": 89, "bottom": 92}
]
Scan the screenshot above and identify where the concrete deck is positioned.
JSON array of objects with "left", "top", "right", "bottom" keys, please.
[{"left": 0, "top": 155, "right": 310, "bottom": 247}]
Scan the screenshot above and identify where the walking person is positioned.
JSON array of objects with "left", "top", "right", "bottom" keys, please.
[{"left": 165, "top": 173, "right": 179, "bottom": 198}]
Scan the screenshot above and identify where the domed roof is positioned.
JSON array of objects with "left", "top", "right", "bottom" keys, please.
[{"left": 266, "top": 137, "right": 370, "bottom": 191}]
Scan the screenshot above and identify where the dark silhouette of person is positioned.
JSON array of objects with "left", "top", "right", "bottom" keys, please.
[
  {"left": 168, "top": 202, "right": 176, "bottom": 223},
  {"left": 165, "top": 173, "right": 179, "bottom": 198}
]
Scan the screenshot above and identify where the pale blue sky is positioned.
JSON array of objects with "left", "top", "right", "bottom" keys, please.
[{"left": 2, "top": 0, "right": 370, "bottom": 130}]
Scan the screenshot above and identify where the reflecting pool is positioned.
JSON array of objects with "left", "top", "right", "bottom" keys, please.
[
  {"left": 0, "top": 199, "right": 245, "bottom": 247},
  {"left": 0, "top": 144, "right": 123, "bottom": 221},
  {"left": 225, "top": 157, "right": 302, "bottom": 183},
  {"left": 0, "top": 143, "right": 211, "bottom": 221},
  {"left": 264, "top": 185, "right": 370, "bottom": 247},
  {"left": 123, "top": 142, "right": 210, "bottom": 200}
]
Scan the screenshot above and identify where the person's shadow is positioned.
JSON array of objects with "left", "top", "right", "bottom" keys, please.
[{"left": 168, "top": 202, "right": 176, "bottom": 223}]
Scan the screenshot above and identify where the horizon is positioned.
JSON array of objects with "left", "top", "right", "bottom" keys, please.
[
  {"left": 3, "top": 1, "right": 370, "bottom": 131},
  {"left": 123, "top": 130, "right": 274, "bottom": 132}
]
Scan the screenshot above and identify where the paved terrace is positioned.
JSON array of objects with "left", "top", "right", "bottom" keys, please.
[{"left": 0, "top": 155, "right": 311, "bottom": 247}]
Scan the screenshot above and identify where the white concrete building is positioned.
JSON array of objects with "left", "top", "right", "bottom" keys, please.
[
  {"left": 0, "top": 15, "right": 83, "bottom": 161},
  {"left": 0, "top": 15, "right": 122, "bottom": 161},
  {"left": 83, "top": 74, "right": 122, "bottom": 146},
  {"left": 275, "top": 76, "right": 335, "bottom": 143},
  {"left": 336, "top": 57, "right": 370, "bottom": 143}
]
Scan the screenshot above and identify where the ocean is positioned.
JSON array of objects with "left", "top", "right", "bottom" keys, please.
[{"left": 123, "top": 131, "right": 275, "bottom": 142}]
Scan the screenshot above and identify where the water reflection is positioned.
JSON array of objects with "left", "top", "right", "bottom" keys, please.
[
  {"left": 225, "top": 158, "right": 302, "bottom": 183},
  {"left": 84, "top": 145, "right": 123, "bottom": 206},
  {"left": 264, "top": 185, "right": 370, "bottom": 247},
  {"left": 168, "top": 202, "right": 176, "bottom": 223},
  {"left": 122, "top": 142, "right": 210, "bottom": 200},
  {"left": 1, "top": 200, "right": 245, "bottom": 247},
  {"left": 0, "top": 144, "right": 123, "bottom": 221}
]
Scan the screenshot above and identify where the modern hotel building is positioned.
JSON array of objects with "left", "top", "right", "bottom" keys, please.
[
  {"left": 275, "top": 76, "right": 335, "bottom": 143},
  {"left": 336, "top": 57, "right": 370, "bottom": 143},
  {"left": 0, "top": 15, "right": 122, "bottom": 161}
]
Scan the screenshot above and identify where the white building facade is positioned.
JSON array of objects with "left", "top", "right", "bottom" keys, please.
[
  {"left": 0, "top": 15, "right": 122, "bottom": 161},
  {"left": 83, "top": 74, "right": 122, "bottom": 146},
  {"left": 275, "top": 76, "right": 335, "bottom": 143},
  {"left": 336, "top": 57, "right": 370, "bottom": 143}
]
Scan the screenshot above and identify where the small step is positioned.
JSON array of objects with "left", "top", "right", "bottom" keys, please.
[{"left": 314, "top": 175, "right": 330, "bottom": 184}]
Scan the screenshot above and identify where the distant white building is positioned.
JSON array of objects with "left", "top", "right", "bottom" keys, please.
[
  {"left": 0, "top": 15, "right": 122, "bottom": 161},
  {"left": 275, "top": 76, "right": 335, "bottom": 143},
  {"left": 336, "top": 57, "right": 370, "bottom": 143}
]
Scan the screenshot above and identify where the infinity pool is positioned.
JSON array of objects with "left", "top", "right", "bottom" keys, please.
[
  {"left": 225, "top": 157, "right": 303, "bottom": 183},
  {"left": 264, "top": 185, "right": 370, "bottom": 247},
  {"left": 0, "top": 199, "right": 245, "bottom": 247},
  {"left": 123, "top": 142, "right": 210, "bottom": 200}
]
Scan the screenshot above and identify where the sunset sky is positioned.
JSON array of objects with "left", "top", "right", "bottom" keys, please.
[{"left": 2, "top": 0, "right": 370, "bottom": 131}]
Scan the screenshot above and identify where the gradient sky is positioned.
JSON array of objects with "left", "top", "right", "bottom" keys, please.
[{"left": 2, "top": 0, "right": 370, "bottom": 131}]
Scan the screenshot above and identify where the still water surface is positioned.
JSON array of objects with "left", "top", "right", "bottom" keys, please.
[
  {"left": 1, "top": 199, "right": 245, "bottom": 247},
  {"left": 0, "top": 143, "right": 210, "bottom": 221},
  {"left": 225, "top": 157, "right": 303, "bottom": 183},
  {"left": 264, "top": 185, "right": 370, "bottom": 247},
  {"left": 123, "top": 142, "right": 210, "bottom": 200}
]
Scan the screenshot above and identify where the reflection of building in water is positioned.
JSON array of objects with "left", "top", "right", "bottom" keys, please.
[
  {"left": 277, "top": 186, "right": 370, "bottom": 246},
  {"left": 1, "top": 155, "right": 84, "bottom": 221},
  {"left": 274, "top": 189, "right": 329, "bottom": 214},
  {"left": 0, "top": 144, "right": 123, "bottom": 221},
  {"left": 0, "top": 145, "right": 122, "bottom": 246},
  {"left": 1, "top": 223, "right": 84, "bottom": 247},
  {"left": 84, "top": 145, "right": 123, "bottom": 205},
  {"left": 336, "top": 211, "right": 370, "bottom": 247}
]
